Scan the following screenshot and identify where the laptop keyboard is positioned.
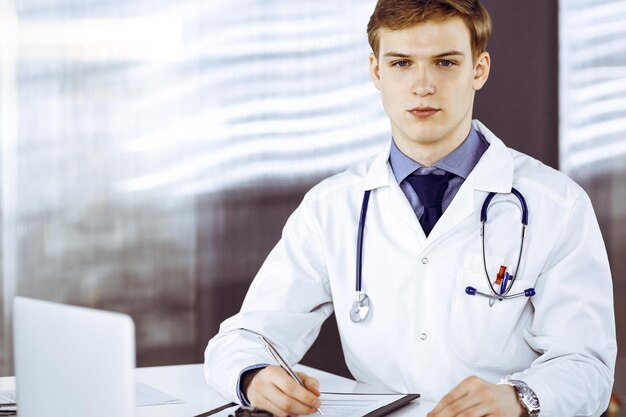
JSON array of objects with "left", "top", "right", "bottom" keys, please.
[{"left": 0, "top": 390, "right": 16, "bottom": 406}]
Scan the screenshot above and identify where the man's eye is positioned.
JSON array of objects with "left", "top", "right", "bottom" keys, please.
[
  {"left": 393, "top": 60, "right": 410, "bottom": 68},
  {"left": 438, "top": 60, "right": 455, "bottom": 67}
]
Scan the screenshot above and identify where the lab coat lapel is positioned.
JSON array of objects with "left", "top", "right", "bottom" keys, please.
[
  {"left": 361, "top": 121, "right": 514, "bottom": 243},
  {"left": 362, "top": 143, "right": 424, "bottom": 235},
  {"left": 426, "top": 120, "right": 514, "bottom": 243},
  {"left": 426, "top": 175, "right": 475, "bottom": 243},
  {"left": 389, "top": 177, "right": 424, "bottom": 235}
]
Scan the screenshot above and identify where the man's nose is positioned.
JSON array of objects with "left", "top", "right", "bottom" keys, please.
[{"left": 411, "top": 66, "right": 435, "bottom": 96}]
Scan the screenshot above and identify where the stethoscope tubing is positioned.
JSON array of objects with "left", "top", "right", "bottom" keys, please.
[
  {"left": 355, "top": 190, "right": 371, "bottom": 294},
  {"left": 351, "top": 190, "right": 371, "bottom": 322},
  {"left": 352, "top": 186, "right": 536, "bottom": 322},
  {"left": 480, "top": 188, "right": 528, "bottom": 225},
  {"left": 479, "top": 187, "right": 530, "bottom": 300}
]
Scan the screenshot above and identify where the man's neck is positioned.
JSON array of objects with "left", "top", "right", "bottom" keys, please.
[
  {"left": 395, "top": 135, "right": 467, "bottom": 167},
  {"left": 392, "top": 119, "right": 474, "bottom": 166}
]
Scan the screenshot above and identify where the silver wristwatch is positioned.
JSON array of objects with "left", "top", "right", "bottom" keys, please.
[{"left": 505, "top": 380, "right": 540, "bottom": 416}]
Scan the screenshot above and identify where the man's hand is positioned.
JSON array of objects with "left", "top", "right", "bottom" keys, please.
[
  {"left": 427, "top": 376, "right": 524, "bottom": 417},
  {"left": 243, "top": 365, "right": 321, "bottom": 417}
]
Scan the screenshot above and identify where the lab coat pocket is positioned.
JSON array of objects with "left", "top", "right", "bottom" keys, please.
[{"left": 447, "top": 268, "right": 533, "bottom": 368}]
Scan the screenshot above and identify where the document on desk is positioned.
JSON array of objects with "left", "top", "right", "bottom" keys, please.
[
  {"left": 136, "top": 382, "right": 184, "bottom": 406},
  {"left": 318, "top": 393, "right": 419, "bottom": 417},
  {"left": 200, "top": 392, "right": 419, "bottom": 417}
]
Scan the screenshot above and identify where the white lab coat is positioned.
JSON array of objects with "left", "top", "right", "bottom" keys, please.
[{"left": 204, "top": 120, "right": 617, "bottom": 417}]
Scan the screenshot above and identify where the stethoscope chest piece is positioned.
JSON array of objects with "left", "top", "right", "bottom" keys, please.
[{"left": 350, "top": 293, "right": 370, "bottom": 323}]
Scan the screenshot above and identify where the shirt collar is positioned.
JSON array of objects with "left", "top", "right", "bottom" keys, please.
[{"left": 388, "top": 125, "right": 489, "bottom": 184}]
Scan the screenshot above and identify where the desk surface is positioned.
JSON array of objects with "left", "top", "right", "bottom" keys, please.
[{"left": 0, "top": 363, "right": 435, "bottom": 416}]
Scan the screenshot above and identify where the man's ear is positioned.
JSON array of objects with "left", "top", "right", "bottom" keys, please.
[
  {"left": 473, "top": 51, "right": 490, "bottom": 91},
  {"left": 369, "top": 53, "right": 382, "bottom": 91}
]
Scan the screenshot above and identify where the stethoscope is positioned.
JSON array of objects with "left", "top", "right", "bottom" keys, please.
[{"left": 350, "top": 187, "right": 536, "bottom": 323}]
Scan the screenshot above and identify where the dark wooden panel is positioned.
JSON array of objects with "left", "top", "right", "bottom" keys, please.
[{"left": 476, "top": 0, "right": 559, "bottom": 169}]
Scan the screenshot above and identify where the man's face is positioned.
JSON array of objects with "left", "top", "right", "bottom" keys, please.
[{"left": 369, "top": 17, "right": 490, "bottom": 165}]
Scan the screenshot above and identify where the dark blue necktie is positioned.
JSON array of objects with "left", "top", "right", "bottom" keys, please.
[{"left": 406, "top": 172, "right": 453, "bottom": 236}]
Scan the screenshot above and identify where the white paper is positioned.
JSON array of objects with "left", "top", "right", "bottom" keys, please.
[
  {"left": 1, "top": 384, "right": 183, "bottom": 410},
  {"left": 317, "top": 393, "right": 407, "bottom": 417},
  {"left": 0, "top": 384, "right": 181, "bottom": 412},
  {"left": 135, "top": 382, "right": 184, "bottom": 407}
]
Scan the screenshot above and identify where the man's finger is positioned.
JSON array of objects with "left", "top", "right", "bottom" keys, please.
[
  {"left": 434, "top": 401, "right": 491, "bottom": 417},
  {"left": 428, "top": 376, "right": 481, "bottom": 415},
  {"left": 245, "top": 366, "right": 321, "bottom": 416},
  {"left": 429, "top": 384, "right": 469, "bottom": 414},
  {"left": 273, "top": 371, "right": 321, "bottom": 410},
  {"left": 254, "top": 392, "right": 292, "bottom": 417},
  {"left": 265, "top": 382, "right": 318, "bottom": 416},
  {"left": 428, "top": 391, "right": 482, "bottom": 417},
  {"left": 297, "top": 372, "right": 321, "bottom": 396}
]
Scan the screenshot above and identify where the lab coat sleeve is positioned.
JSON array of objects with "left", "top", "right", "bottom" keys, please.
[
  {"left": 507, "top": 190, "right": 617, "bottom": 417},
  {"left": 203, "top": 193, "right": 334, "bottom": 403}
]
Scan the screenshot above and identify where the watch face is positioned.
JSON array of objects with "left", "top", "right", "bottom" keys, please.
[{"left": 519, "top": 385, "right": 540, "bottom": 409}]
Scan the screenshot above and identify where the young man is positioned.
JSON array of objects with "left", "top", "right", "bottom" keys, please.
[{"left": 205, "top": 1, "right": 617, "bottom": 416}]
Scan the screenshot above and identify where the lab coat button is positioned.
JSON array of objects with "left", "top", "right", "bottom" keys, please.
[
  {"left": 421, "top": 257, "right": 428, "bottom": 264},
  {"left": 420, "top": 332, "right": 427, "bottom": 340}
]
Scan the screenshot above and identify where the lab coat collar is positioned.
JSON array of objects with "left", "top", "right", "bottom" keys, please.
[
  {"left": 471, "top": 120, "right": 514, "bottom": 193},
  {"left": 362, "top": 142, "right": 393, "bottom": 191},
  {"left": 361, "top": 120, "right": 514, "bottom": 194},
  {"left": 359, "top": 120, "right": 514, "bottom": 242}
]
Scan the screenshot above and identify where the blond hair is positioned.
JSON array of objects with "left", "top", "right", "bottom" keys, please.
[{"left": 367, "top": 0, "right": 492, "bottom": 61}]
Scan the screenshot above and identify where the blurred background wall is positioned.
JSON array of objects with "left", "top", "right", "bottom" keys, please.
[
  {"left": 0, "top": 0, "right": 623, "bottom": 411},
  {"left": 559, "top": 0, "right": 626, "bottom": 410},
  {"left": 0, "top": 0, "right": 385, "bottom": 375}
]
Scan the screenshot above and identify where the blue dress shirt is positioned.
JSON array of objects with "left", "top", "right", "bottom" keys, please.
[{"left": 389, "top": 126, "right": 489, "bottom": 220}]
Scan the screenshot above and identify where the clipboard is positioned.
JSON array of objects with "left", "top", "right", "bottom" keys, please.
[
  {"left": 194, "top": 402, "right": 236, "bottom": 417},
  {"left": 195, "top": 393, "right": 420, "bottom": 417},
  {"left": 360, "top": 393, "right": 420, "bottom": 416}
]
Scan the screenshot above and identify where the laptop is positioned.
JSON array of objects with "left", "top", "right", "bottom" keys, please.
[{"left": 13, "top": 296, "right": 136, "bottom": 417}]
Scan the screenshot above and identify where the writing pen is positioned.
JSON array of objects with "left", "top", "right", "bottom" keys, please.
[{"left": 258, "top": 335, "right": 324, "bottom": 415}]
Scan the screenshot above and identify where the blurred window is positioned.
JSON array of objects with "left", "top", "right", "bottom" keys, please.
[{"left": 0, "top": 0, "right": 384, "bottom": 375}]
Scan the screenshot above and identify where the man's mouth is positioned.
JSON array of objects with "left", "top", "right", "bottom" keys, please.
[{"left": 408, "top": 107, "right": 440, "bottom": 118}]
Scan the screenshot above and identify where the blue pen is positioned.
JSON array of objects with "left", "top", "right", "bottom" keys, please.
[{"left": 500, "top": 272, "right": 511, "bottom": 295}]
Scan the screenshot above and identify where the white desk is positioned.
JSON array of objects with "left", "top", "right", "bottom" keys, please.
[{"left": 0, "top": 363, "right": 436, "bottom": 416}]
